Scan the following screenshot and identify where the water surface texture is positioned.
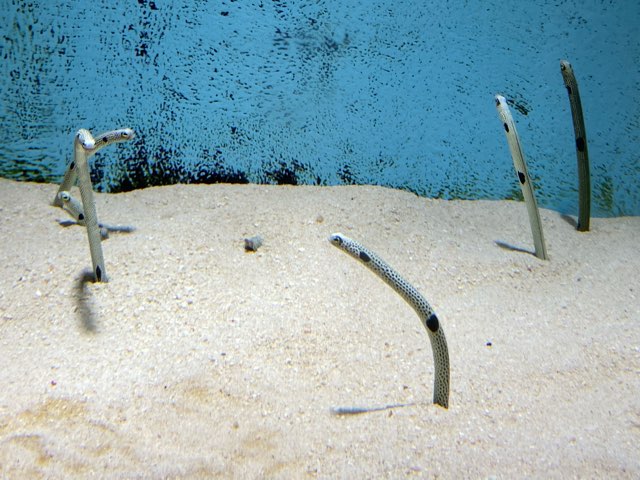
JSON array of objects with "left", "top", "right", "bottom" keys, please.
[{"left": 1, "top": 1, "right": 638, "bottom": 216}]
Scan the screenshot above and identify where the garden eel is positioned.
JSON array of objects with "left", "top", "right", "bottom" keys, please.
[
  {"left": 73, "top": 129, "right": 106, "bottom": 282},
  {"left": 329, "top": 233, "right": 450, "bottom": 409},
  {"left": 560, "top": 60, "right": 591, "bottom": 232},
  {"left": 53, "top": 128, "right": 135, "bottom": 207},
  {"left": 57, "top": 191, "right": 135, "bottom": 238},
  {"left": 57, "top": 191, "right": 107, "bottom": 239},
  {"left": 495, "top": 95, "right": 548, "bottom": 260},
  {"left": 54, "top": 128, "right": 135, "bottom": 282}
]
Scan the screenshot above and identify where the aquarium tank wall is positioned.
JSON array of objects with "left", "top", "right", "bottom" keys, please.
[{"left": 1, "top": 1, "right": 638, "bottom": 216}]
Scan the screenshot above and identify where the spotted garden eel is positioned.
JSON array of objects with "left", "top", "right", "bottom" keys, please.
[
  {"left": 53, "top": 128, "right": 135, "bottom": 207},
  {"left": 57, "top": 190, "right": 107, "bottom": 239},
  {"left": 560, "top": 60, "right": 591, "bottom": 232},
  {"left": 54, "top": 128, "right": 135, "bottom": 282},
  {"left": 495, "top": 95, "right": 548, "bottom": 260},
  {"left": 329, "top": 233, "right": 450, "bottom": 409},
  {"left": 57, "top": 191, "right": 135, "bottom": 238},
  {"left": 72, "top": 129, "right": 107, "bottom": 282}
]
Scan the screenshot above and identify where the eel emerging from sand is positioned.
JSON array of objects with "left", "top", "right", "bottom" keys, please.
[
  {"left": 54, "top": 128, "right": 135, "bottom": 282},
  {"left": 560, "top": 60, "right": 591, "bottom": 232},
  {"left": 57, "top": 191, "right": 135, "bottom": 239},
  {"left": 329, "top": 233, "right": 450, "bottom": 409},
  {"left": 53, "top": 128, "right": 135, "bottom": 207},
  {"left": 495, "top": 95, "right": 548, "bottom": 260},
  {"left": 72, "top": 129, "right": 106, "bottom": 282}
]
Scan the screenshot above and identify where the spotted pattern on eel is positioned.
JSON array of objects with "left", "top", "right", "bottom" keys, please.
[
  {"left": 495, "top": 95, "right": 548, "bottom": 260},
  {"left": 57, "top": 191, "right": 133, "bottom": 240},
  {"left": 54, "top": 128, "right": 135, "bottom": 282},
  {"left": 329, "top": 233, "right": 450, "bottom": 409},
  {"left": 73, "top": 129, "right": 106, "bottom": 282},
  {"left": 53, "top": 128, "right": 135, "bottom": 207}
]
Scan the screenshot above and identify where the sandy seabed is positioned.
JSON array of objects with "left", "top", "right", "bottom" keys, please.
[{"left": 0, "top": 178, "right": 638, "bottom": 478}]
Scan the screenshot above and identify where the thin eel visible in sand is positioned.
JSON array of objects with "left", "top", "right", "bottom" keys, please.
[
  {"left": 53, "top": 128, "right": 135, "bottom": 207},
  {"left": 54, "top": 128, "right": 135, "bottom": 282},
  {"left": 329, "top": 233, "right": 450, "bottom": 409},
  {"left": 495, "top": 95, "right": 548, "bottom": 260},
  {"left": 57, "top": 191, "right": 135, "bottom": 239},
  {"left": 73, "top": 129, "right": 106, "bottom": 282},
  {"left": 560, "top": 60, "right": 591, "bottom": 232}
]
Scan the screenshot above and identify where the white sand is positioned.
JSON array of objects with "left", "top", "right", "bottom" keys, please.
[{"left": 0, "top": 178, "right": 638, "bottom": 478}]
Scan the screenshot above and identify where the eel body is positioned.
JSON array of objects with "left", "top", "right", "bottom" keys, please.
[
  {"left": 58, "top": 191, "right": 85, "bottom": 223},
  {"left": 53, "top": 128, "right": 135, "bottom": 282},
  {"left": 329, "top": 233, "right": 450, "bottom": 409},
  {"left": 58, "top": 190, "right": 134, "bottom": 238},
  {"left": 495, "top": 95, "right": 548, "bottom": 260},
  {"left": 73, "top": 129, "right": 107, "bottom": 282},
  {"left": 53, "top": 128, "right": 135, "bottom": 207},
  {"left": 560, "top": 60, "right": 591, "bottom": 231}
]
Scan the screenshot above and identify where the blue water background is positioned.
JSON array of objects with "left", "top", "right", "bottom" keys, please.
[{"left": 1, "top": 1, "right": 638, "bottom": 216}]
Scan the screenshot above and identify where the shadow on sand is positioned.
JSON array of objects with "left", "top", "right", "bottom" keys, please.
[
  {"left": 494, "top": 240, "right": 536, "bottom": 257},
  {"left": 75, "top": 269, "right": 98, "bottom": 333}
]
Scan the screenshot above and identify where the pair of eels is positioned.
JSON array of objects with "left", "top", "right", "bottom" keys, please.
[
  {"left": 53, "top": 128, "right": 135, "bottom": 282},
  {"left": 495, "top": 59, "right": 591, "bottom": 260}
]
